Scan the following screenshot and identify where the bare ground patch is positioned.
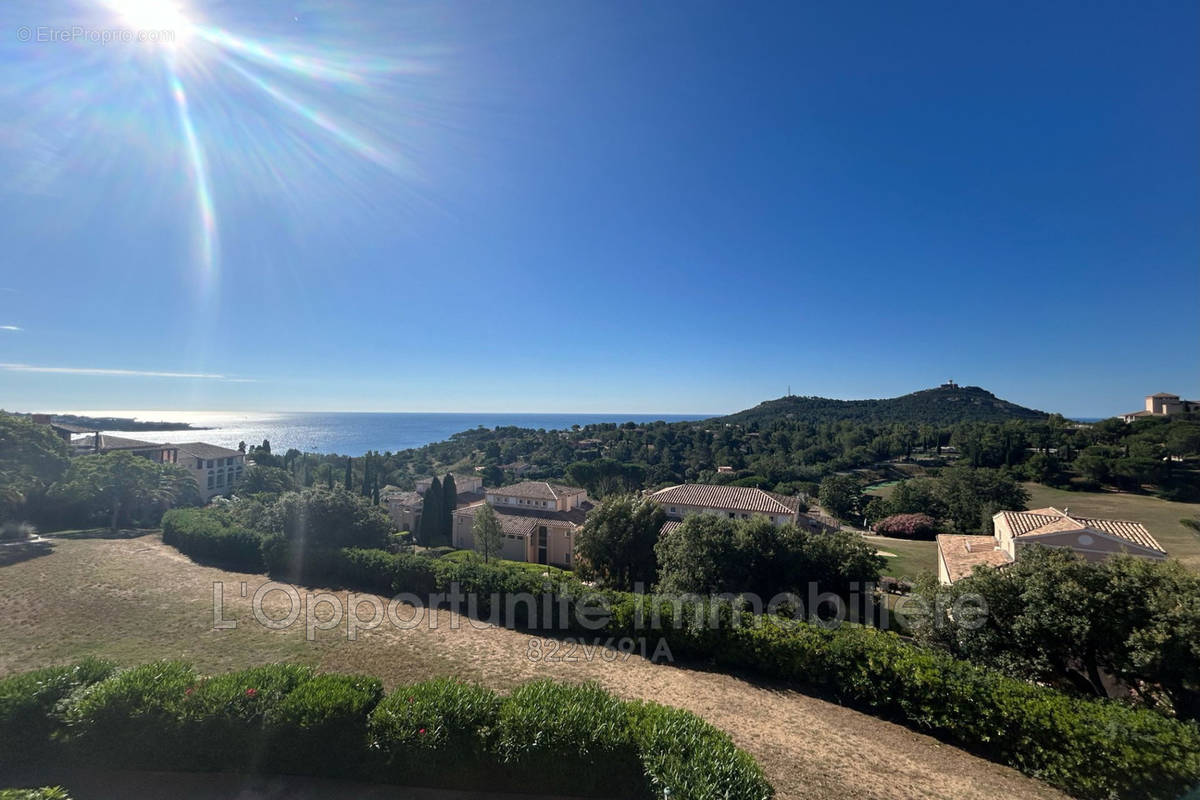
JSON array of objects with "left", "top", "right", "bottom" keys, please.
[{"left": 0, "top": 536, "right": 1066, "bottom": 800}]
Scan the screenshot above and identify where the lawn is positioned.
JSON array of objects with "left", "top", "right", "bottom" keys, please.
[
  {"left": 1022, "top": 483, "right": 1200, "bottom": 570},
  {"left": 864, "top": 535, "right": 937, "bottom": 582},
  {"left": 862, "top": 480, "right": 1200, "bottom": 573},
  {"left": 438, "top": 548, "right": 573, "bottom": 578},
  {"left": 0, "top": 535, "right": 1064, "bottom": 800}
]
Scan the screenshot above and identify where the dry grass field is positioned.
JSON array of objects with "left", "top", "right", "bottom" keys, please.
[{"left": 0, "top": 533, "right": 1067, "bottom": 800}]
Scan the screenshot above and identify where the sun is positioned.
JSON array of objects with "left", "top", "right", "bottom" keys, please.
[{"left": 105, "top": 0, "right": 195, "bottom": 45}]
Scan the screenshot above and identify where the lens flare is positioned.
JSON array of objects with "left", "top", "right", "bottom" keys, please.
[{"left": 3, "top": 0, "right": 449, "bottom": 298}]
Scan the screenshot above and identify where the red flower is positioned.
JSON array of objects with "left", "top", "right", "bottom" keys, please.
[
  {"left": 245, "top": 688, "right": 258, "bottom": 697},
  {"left": 185, "top": 688, "right": 193, "bottom": 696},
  {"left": 418, "top": 728, "right": 426, "bottom": 735}
]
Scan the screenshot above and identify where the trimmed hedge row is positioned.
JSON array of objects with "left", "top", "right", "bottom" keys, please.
[
  {"left": 0, "top": 661, "right": 772, "bottom": 799},
  {"left": 161, "top": 509, "right": 264, "bottom": 572},
  {"left": 159, "top": 526, "right": 1200, "bottom": 799}
]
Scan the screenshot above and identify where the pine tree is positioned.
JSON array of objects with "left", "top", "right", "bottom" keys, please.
[{"left": 344, "top": 457, "right": 353, "bottom": 491}]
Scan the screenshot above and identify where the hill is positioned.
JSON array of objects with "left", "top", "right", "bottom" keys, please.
[{"left": 718, "top": 384, "right": 1049, "bottom": 426}]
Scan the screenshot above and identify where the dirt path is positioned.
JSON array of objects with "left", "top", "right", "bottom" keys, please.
[{"left": 0, "top": 536, "right": 1066, "bottom": 800}]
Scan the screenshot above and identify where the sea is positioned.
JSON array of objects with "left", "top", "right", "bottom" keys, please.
[{"left": 68, "top": 411, "right": 710, "bottom": 456}]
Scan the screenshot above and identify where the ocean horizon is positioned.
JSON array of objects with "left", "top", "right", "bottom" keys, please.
[{"left": 62, "top": 410, "right": 712, "bottom": 456}]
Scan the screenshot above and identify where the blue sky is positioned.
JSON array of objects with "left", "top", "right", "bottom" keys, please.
[{"left": 0, "top": 0, "right": 1196, "bottom": 417}]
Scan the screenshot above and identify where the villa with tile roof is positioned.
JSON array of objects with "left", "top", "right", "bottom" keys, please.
[
  {"left": 649, "top": 484, "right": 838, "bottom": 534},
  {"left": 451, "top": 481, "right": 592, "bottom": 567},
  {"left": 381, "top": 476, "right": 486, "bottom": 533},
  {"left": 936, "top": 507, "right": 1167, "bottom": 584},
  {"left": 1120, "top": 392, "right": 1199, "bottom": 423}
]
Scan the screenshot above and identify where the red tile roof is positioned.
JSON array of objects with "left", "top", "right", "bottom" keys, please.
[
  {"left": 937, "top": 535, "right": 1012, "bottom": 583},
  {"left": 649, "top": 484, "right": 800, "bottom": 516},
  {"left": 997, "top": 508, "right": 1164, "bottom": 553}
]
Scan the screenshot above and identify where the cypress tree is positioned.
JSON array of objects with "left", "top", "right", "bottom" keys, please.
[
  {"left": 420, "top": 477, "right": 444, "bottom": 546},
  {"left": 442, "top": 473, "right": 458, "bottom": 540},
  {"left": 344, "top": 457, "right": 353, "bottom": 491},
  {"left": 362, "top": 452, "right": 372, "bottom": 497},
  {"left": 326, "top": 465, "right": 334, "bottom": 491}
]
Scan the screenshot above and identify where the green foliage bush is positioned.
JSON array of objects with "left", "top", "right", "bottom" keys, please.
[
  {"left": 161, "top": 508, "right": 264, "bottom": 572},
  {"left": 262, "top": 672, "right": 383, "bottom": 775},
  {"left": 2, "top": 660, "right": 771, "bottom": 799},
  {"left": 0, "top": 790, "right": 71, "bottom": 800},
  {"left": 493, "top": 680, "right": 643, "bottom": 795},
  {"left": 723, "top": 619, "right": 1200, "bottom": 800},
  {"left": 368, "top": 677, "right": 500, "bottom": 783},
  {"left": 184, "top": 663, "right": 314, "bottom": 771},
  {"left": 61, "top": 660, "right": 199, "bottom": 768},
  {"left": 627, "top": 700, "right": 772, "bottom": 800},
  {"left": 0, "top": 658, "right": 115, "bottom": 768}
]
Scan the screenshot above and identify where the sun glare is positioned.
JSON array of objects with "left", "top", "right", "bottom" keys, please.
[{"left": 106, "top": 0, "right": 194, "bottom": 45}]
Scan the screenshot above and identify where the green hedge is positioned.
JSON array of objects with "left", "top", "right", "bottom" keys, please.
[
  {"left": 158, "top": 532, "right": 1200, "bottom": 799},
  {"left": 0, "top": 658, "right": 115, "bottom": 769},
  {"left": 0, "top": 661, "right": 771, "bottom": 800},
  {"left": 161, "top": 509, "right": 264, "bottom": 572}
]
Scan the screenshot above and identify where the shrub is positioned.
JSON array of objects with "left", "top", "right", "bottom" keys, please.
[
  {"left": 183, "top": 663, "right": 314, "bottom": 770},
  {"left": 0, "top": 790, "right": 71, "bottom": 800},
  {"left": 493, "top": 681, "right": 643, "bottom": 795},
  {"left": 263, "top": 672, "right": 383, "bottom": 775},
  {"left": 161, "top": 508, "right": 263, "bottom": 572},
  {"left": 626, "top": 701, "right": 773, "bottom": 800},
  {"left": 0, "top": 658, "right": 115, "bottom": 768},
  {"left": 874, "top": 513, "right": 937, "bottom": 539},
  {"left": 726, "top": 619, "right": 1200, "bottom": 800},
  {"left": 369, "top": 678, "right": 501, "bottom": 783},
  {"left": 2, "top": 661, "right": 773, "bottom": 798},
  {"left": 60, "top": 660, "right": 198, "bottom": 768}
]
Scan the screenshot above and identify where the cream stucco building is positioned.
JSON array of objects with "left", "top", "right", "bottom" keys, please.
[
  {"left": 936, "top": 507, "right": 1167, "bottom": 584},
  {"left": 451, "top": 481, "right": 591, "bottom": 568}
]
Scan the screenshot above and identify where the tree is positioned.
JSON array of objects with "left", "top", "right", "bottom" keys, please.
[
  {"left": 575, "top": 494, "right": 666, "bottom": 590},
  {"left": 818, "top": 474, "right": 862, "bottom": 522},
  {"left": 418, "top": 477, "right": 445, "bottom": 546},
  {"left": 0, "top": 414, "right": 70, "bottom": 520},
  {"left": 654, "top": 514, "right": 742, "bottom": 595},
  {"left": 655, "top": 513, "right": 883, "bottom": 600},
  {"left": 933, "top": 467, "right": 1028, "bottom": 532},
  {"left": 344, "top": 457, "right": 353, "bottom": 491},
  {"left": 912, "top": 548, "right": 1200, "bottom": 718},
  {"left": 472, "top": 503, "right": 503, "bottom": 563},
  {"left": 442, "top": 473, "right": 458, "bottom": 534},
  {"left": 237, "top": 465, "right": 296, "bottom": 496},
  {"left": 49, "top": 451, "right": 192, "bottom": 532},
  {"left": 271, "top": 487, "right": 393, "bottom": 551}
]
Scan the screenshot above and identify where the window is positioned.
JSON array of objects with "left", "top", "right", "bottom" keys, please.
[
  {"left": 206, "top": 459, "right": 214, "bottom": 468},
  {"left": 728, "top": 512, "right": 735, "bottom": 519},
  {"left": 216, "top": 472, "right": 224, "bottom": 487},
  {"left": 196, "top": 458, "right": 203, "bottom": 469},
  {"left": 225, "top": 457, "right": 232, "bottom": 466},
  {"left": 207, "top": 474, "right": 214, "bottom": 489}
]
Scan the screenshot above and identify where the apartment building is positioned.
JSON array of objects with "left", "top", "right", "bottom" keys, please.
[{"left": 451, "top": 481, "right": 591, "bottom": 567}]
